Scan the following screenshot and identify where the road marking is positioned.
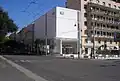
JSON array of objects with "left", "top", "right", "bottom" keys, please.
[{"left": 0, "top": 56, "right": 48, "bottom": 81}]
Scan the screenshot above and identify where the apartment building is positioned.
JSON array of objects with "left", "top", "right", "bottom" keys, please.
[{"left": 66, "top": 0, "right": 120, "bottom": 56}]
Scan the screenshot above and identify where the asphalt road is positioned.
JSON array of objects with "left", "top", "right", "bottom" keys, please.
[
  {"left": 3, "top": 55, "right": 120, "bottom": 81},
  {"left": 0, "top": 57, "right": 34, "bottom": 81}
]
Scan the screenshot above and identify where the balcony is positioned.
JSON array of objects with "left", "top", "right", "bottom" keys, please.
[
  {"left": 90, "top": 11, "right": 120, "bottom": 18},
  {"left": 92, "top": 19, "right": 120, "bottom": 27},
  {"left": 88, "top": 3, "right": 120, "bottom": 13}
]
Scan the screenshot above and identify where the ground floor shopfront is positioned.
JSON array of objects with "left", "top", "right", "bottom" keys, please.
[{"left": 53, "top": 38, "right": 119, "bottom": 57}]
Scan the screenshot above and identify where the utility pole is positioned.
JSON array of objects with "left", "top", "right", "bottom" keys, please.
[
  {"left": 77, "top": 11, "right": 81, "bottom": 58},
  {"left": 92, "top": 23, "right": 95, "bottom": 58},
  {"left": 32, "top": 23, "right": 35, "bottom": 53},
  {"left": 45, "top": 13, "right": 48, "bottom": 56}
]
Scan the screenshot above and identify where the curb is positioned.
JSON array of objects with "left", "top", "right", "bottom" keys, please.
[{"left": 0, "top": 56, "right": 48, "bottom": 81}]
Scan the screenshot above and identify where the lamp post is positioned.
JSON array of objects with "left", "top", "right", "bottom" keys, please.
[
  {"left": 77, "top": 11, "right": 82, "bottom": 58},
  {"left": 31, "top": 23, "right": 35, "bottom": 53},
  {"left": 45, "top": 13, "right": 48, "bottom": 56},
  {"left": 92, "top": 23, "right": 95, "bottom": 58}
]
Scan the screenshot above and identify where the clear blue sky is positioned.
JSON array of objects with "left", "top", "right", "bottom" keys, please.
[{"left": 0, "top": 0, "right": 66, "bottom": 29}]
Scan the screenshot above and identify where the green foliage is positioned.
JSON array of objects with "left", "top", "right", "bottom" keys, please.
[{"left": 0, "top": 7, "right": 18, "bottom": 42}]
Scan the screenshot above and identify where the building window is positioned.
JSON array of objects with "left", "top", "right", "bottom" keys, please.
[
  {"left": 84, "top": 13, "right": 87, "bottom": 17},
  {"left": 85, "top": 30, "right": 87, "bottom": 34},
  {"left": 84, "top": 21, "right": 87, "bottom": 26},
  {"left": 103, "top": 2, "right": 105, "bottom": 6},
  {"left": 116, "top": 42, "right": 117, "bottom": 44},
  {"left": 91, "top": 15, "right": 93, "bottom": 18},
  {"left": 84, "top": 0, "right": 87, "bottom": 1},
  {"left": 104, "top": 40, "right": 107, "bottom": 43},
  {"left": 98, "top": 31, "right": 100, "bottom": 35},
  {"left": 103, "top": 17, "right": 105, "bottom": 20},
  {"left": 101, "top": 31, "right": 103, "bottom": 36},
  {"left": 108, "top": 4, "right": 111, "bottom": 7},
  {"left": 85, "top": 39, "right": 88, "bottom": 43},
  {"left": 97, "top": 16, "right": 100, "bottom": 20},
  {"left": 85, "top": 48, "right": 88, "bottom": 54},
  {"left": 107, "top": 32, "right": 109, "bottom": 36},
  {"left": 103, "top": 32, "right": 106, "bottom": 35},
  {"left": 114, "top": 5, "right": 116, "bottom": 8},
  {"left": 112, "top": 33, "right": 114, "bottom": 36},
  {"left": 91, "top": 31, "right": 93, "bottom": 34},
  {"left": 84, "top": 5, "right": 87, "bottom": 9},
  {"left": 118, "top": 6, "right": 120, "bottom": 9},
  {"left": 103, "top": 25, "right": 105, "bottom": 27},
  {"left": 96, "top": 0, "right": 100, "bottom": 3},
  {"left": 109, "top": 33, "right": 111, "bottom": 36},
  {"left": 116, "top": 26, "right": 118, "bottom": 29},
  {"left": 110, "top": 40, "right": 112, "bottom": 44},
  {"left": 97, "top": 23, "right": 100, "bottom": 27},
  {"left": 98, "top": 40, "right": 101, "bottom": 44}
]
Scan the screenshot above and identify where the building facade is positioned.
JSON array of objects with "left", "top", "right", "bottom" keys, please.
[
  {"left": 66, "top": 0, "right": 120, "bottom": 56},
  {"left": 19, "top": 7, "right": 80, "bottom": 54}
]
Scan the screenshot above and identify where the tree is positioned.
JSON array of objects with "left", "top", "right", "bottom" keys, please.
[{"left": 0, "top": 7, "right": 18, "bottom": 42}]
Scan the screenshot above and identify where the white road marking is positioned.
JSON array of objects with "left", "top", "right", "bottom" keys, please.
[{"left": 0, "top": 56, "right": 48, "bottom": 81}]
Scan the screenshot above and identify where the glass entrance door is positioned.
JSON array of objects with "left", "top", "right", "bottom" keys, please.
[{"left": 62, "top": 46, "right": 74, "bottom": 54}]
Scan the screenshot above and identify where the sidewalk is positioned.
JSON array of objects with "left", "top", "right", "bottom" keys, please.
[{"left": 0, "top": 57, "right": 34, "bottom": 81}]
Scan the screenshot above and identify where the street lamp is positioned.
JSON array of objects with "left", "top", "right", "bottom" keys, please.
[{"left": 77, "top": 11, "right": 82, "bottom": 58}]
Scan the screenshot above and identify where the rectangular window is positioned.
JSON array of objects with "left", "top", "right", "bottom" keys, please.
[
  {"left": 96, "top": 0, "right": 100, "bottom": 3},
  {"left": 101, "top": 31, "right": 103, "bottom": 36},
  {"left": 98, "top": 40, "right": 101, "bottom": 44},
  {"left": 91, "top": 31, "right": 93, "bottom": 34},
  {"left": 110, "top": 40, "right": 112, "bottom": 44},
  {"left": 114, "top": 5, "right": 116, "bottom": 8},
  {"left": 85, "top": 48, "right": 88, "bottom": 54},
  {"left": 116, "top": 26, "right": 118, "bottom": 29},
  {"left": 103, "top": 32, "right": 106, "bottom": 35},
  {"left": 108, "top": 4, "right": 111, "bottom": 7},
  {"left": 116, "top": 42, "right": 117, "bottom": 44},
  {"left": 84, "top": 21, "right": 87, "bottom": 26},
  {"left": 85, "top": 39, "right": 88, "bottom": 43},
  {"left": 97, "top": 31, "right": 100, "bottom": 35},
  {"left": 109, "top": 33, "right": 111, "bottom": 36},
  {"left": 84, "top": 13, "right": 87, "bottom": 17},
  {"left": 104, "top": 40, "right": 107, "bottom": 43},
  {"left": 84, "top": 30, "right": 87, "bottom": 34},
  {"left": 118, "top": 6, "right": 120, "bottom": 9},
  {"left": 103, "top": 2, "right": 105, "bottom": 6},
  {"left": 84, "top": 5, "right": 87, "bottom": 9}
]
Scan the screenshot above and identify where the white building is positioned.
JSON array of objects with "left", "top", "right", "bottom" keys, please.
[{"left": 24, "top": 7, "right": 80, "bottom": 54}]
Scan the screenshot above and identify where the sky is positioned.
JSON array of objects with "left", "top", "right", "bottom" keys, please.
[{"left": 0, "top": 0, "right": 66, "bottom": 30}]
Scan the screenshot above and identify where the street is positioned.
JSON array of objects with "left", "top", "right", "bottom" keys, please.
[
  {"left": 0, "top": 56, "right": 34, "bottom": 81},
  {"left": 1, "top": 55, "right": 120, "bottom": 81}
]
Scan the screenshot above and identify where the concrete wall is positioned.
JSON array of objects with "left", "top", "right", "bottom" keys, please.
[
  {"left": 34, "top": 8, "right": 56, "bottom": 39},
  {"left": 56, "top": 7, "right": 78, "bottom": 39},
  {"left": 34, "top": 7, "right": 79, "bottom": 39},
  {"left": 34, "top": 15, "right": 46, "bottom": 39}
]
